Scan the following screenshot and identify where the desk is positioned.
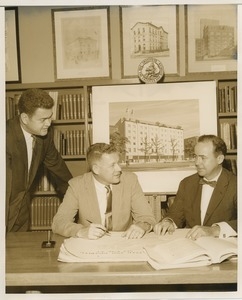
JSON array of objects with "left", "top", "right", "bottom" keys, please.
[{"left": 6, "top": 231, "right": 237, "bottom": 293}]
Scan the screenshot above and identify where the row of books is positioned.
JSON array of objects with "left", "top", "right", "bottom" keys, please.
[
  {"left": 218, "top": 85, "right": 237, "bottom": 113},
  {"left": 49, "top": 91, "right": 86, "bottom": 120},
  {"left": 224, "top": 158, "right": 237, "bottom": 176},
  {"left": 220, "top": 121, "right": 237, "bottom": 150},
  {"left": 30, "top": 196, "right": 60, "bottom": 229},
  {"left": 6, "top": 90, "right": 91, "bottom": 121},
  {"left": 54, "top": 129, "right": 86, "bottom": 156},
  {"left": 6, "top": 94, "right": 21, "bottom": 120},
  {"left": 145, "top": 194, "right": 166, "bottom": 222}
]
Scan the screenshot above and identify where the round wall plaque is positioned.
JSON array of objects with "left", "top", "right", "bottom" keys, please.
[{"left": 138, "top": 57, "right": 164, "bottom": 84}]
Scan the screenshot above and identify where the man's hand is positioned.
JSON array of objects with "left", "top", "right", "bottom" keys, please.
[
  {"left": 186, "top": 225, "right": 220, "bottom": 240},
  {"left": 76, "top": 223, "right": 107, "bottom": 240},
  {"left": 154, "top": 218, "right": 175, "bottom": 236},
  {"left": 122, "top": 224, "right": 145, "bottom": 239}
]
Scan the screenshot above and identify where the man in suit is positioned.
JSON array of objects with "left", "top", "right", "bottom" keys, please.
[
  {"left": 154, "top": 134, "right": 237, "bottom": 240},
  {"left": 6, "top": 88, "right": 72, "bottom": 232},
  {"left": 52, "top": 143, "right": 156, "bottom": 239}
]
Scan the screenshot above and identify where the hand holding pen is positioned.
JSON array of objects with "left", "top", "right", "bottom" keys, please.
[
  {"left": 86, "top": 219, "right": 110, "bottom": 238},
  {"left": 76, "top": 219, "right": 110, "bottom": 240}
]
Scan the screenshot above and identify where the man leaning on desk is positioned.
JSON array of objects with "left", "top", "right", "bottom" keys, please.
[
  {"left": 6, "top": 89, "right": 72, "bottom": 232},
  {"left": 52, "top": 143, "right": 156, "bottom": 239},
  {"left": 154, "top": 134, "right": 237, "bottom": 241}
]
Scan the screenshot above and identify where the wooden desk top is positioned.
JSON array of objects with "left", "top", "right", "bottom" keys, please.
[{"left": 6, "top": 231, "right": 237, "bottom": 288}]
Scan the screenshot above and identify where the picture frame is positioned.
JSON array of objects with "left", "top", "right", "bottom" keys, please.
[
  {"left": 186, "top": 4, "right": 237, "bottom": 74},
  {"left": 120, "top": 5, "right": 178, "bottom": 79},
  {"left": 92, "top": 82, "right": 217, "bottom": 193},
  {"left": 5, "top": 7, "right": 21, "bottom": 83},
  {"left": 52, "top": 7, "right": 110, "bottom": 80}
]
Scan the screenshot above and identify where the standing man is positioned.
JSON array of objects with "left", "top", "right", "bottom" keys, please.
[
  {"left": 6, "top": 88, "right": 73, "bottom": 232},
  {"left": 52, "top": 143, "right": 156, "bottom": 239},
  {"left": 154, "top": 135, "right": 237, "bottom": 240}
]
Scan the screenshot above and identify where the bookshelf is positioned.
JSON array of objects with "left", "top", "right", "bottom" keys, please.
[{"left": 217, "top": 80, "right": 237, "bottom": 175}]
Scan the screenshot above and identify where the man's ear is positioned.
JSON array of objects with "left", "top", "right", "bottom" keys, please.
[
  {"left": 217, "top": 154, "right": 225, "bottom": 165},
  {"left": 20, "top": 113, "right": 29, "bottom": 125},
  {"left": 92, "top": 164, "right": 99, "bottom": 175}
]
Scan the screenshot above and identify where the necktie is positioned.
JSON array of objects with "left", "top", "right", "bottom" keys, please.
[
  {"left": 31, "top": 134, "right": 36, "bottom": 150},
  {"left": 105, "top": 185, "right": 112, "bottom": 230},
  {"left": 199, "top": 178, "right": 216, "bottom": 188}
]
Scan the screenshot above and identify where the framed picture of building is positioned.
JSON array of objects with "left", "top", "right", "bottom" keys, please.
[
  {"left": 5, "top": 7, "right": 21, "bottom": 83},
  {"left": 120, "top": 5, "right": 178, "bottom": 78},
  {"left": 92, "top": 82, "right": 217, "bottom": 193},
  {"left": 186, "top": 5, "right": 237, "bottom": 74},
  {"left": 52, "top": 7, "right": 110, "bottom": 80}
]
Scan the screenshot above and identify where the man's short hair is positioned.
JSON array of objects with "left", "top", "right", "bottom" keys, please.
[
  {"left": 87, "top": 143, "right": 118, "bottom": 168},
  {"left": 198, "top": 134, "right": 227, "bottom": 156},
  {"left": 18, "top": 88, "right": 54, "bottom": 116}
]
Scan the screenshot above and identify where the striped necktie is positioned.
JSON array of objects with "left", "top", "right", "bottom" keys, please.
[{"left": 105, "top": 185, "right": 112, "bottom": 230}]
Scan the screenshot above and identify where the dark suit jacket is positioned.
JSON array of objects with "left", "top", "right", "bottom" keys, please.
[
  {"left": 6, "top": 116, "right": 72, "bottom": 232},
  {"left": 167, "top": 168, "right": 237, "bottom": 231}
]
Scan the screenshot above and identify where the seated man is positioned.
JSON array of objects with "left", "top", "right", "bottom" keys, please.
[
  {"left": 52, "top": 143, "right": 156, "bottom": 239},
  {"left": 154, "top": 134, "right": 237, "bottom": 240}
]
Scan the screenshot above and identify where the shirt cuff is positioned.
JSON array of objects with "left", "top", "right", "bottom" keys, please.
[
  {"left": 163, "top": 217, "right": 177, "bottom": 228},
  {"left": 135, "top": 222, "right": 153, "bottom": 233},
  {"left": 212, "top": 222, "right": 237, "bottom": 238}
]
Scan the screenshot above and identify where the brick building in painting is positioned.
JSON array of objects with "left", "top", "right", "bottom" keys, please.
[
  {"left": 113, "top": 118, "right": 184, "bottom": 162},
  {"left": 196, "top": 19, "right": 235, "bottom": 60},
  {"left": 131, "top": 22, "right": 169, "bottom": 55}
]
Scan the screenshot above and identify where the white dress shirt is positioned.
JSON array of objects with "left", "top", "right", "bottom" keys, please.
[{"left": 21, "top": 127, "right": 34, "bottom": 171}]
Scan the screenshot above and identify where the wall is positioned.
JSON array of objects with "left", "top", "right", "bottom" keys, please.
[{"left": 18, "top": 6, "right": 122, "bottom": 84}]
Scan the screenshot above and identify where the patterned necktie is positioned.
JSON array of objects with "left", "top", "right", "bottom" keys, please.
[
  {"left": 199, "top": 178, "right": 216, "bottom": 188},
  {"left": 105, "top": 185, "right": 112, "bottom": 230}
]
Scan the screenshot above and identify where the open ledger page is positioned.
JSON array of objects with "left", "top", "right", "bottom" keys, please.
[{"left": 144, "top": 236, "right": 237, "bottom": 270}]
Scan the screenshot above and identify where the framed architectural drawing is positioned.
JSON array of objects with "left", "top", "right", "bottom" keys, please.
[
  {"left": 186, "top": 5, "right": 237, "bottom": 74},
  {"left": 92, "top": 82, "right": 217, "bottom": 193},
  {"left": 52, "top": 7, "right": 110, "bottom": 80},
  {"left": 5, "top": 7, "right": 21, "bottom": 83},
  {"left": 121, "top": 5, "right": 178, "bottom": 78}
]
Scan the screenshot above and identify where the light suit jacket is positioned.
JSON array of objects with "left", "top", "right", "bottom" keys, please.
[
  {"left": 6, "top": 116, "right": 72, "bottom": 232},
  {"left": 52, "top": 172, "right": 156, "bottom": 237},
  {"left": 167, "top": 168, "right": 237, "bottom": 231}
]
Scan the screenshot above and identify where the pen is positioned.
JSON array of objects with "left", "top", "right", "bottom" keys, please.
[{"left": 86, "top": 219, "right": 110, "bottom": 235}]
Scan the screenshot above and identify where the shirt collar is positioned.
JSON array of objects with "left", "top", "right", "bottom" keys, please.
[
  {"left": 21, "top": 125, "right": 32, "bottom": 141},
  {"left": 204, "top": 168, "right": 222, "bottom": 182},
  {"left": 92, "top": 175, "right": 111, "bottom": 192}
]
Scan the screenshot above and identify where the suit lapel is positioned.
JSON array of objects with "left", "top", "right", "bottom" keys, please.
[
  {"left": 203, "top": 170, "right": 228, "bottom": 225},
  {"left": 192, "top": 183, "right": 203, "bottom": 225},
  {"left": 15, "top": 122, "right": 29, "bottom": 186},
  {"left": 85, "top": 174, "right": 103, "bottom": 223},
  {"left": 111, "top": 181, "right": 123, "bottom": 227}
]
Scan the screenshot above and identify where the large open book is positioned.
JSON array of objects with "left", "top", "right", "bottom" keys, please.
[
  {"left": 57, "top": 229, "right": 237, "bottom": 269},
  {"left": 144, "top": 236, "right": 237, "bottom": 270}
]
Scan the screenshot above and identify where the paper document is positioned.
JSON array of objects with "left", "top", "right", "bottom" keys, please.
[
  {"left": 57, "top": 229, "right": 237, "bottom": 270},
  {"left": 58, "top": 229, "right": 189, "bottom": 263}
]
